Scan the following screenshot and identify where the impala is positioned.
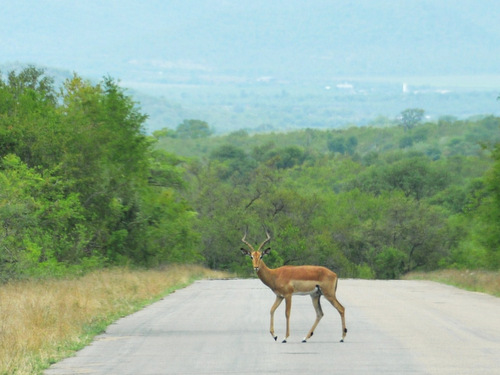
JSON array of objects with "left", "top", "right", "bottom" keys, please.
[{"left": 240, "top": 231, "right": 347, "bottom": 343}]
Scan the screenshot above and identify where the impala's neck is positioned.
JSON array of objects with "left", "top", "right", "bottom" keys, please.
[{"left": 256, "top": 259, "right": 276, "bottom": 290}]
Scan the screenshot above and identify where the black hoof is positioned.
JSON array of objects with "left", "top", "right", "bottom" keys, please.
[
  {"left": 282, "top": 339, "right": 287, "bottom": 343},
  {"left": 340, "top": 339, "right": 344, "bottom": 343},
  {"left": 302, "top": 339, "right": 307, "bottom": 343},
  {"left": 273, "top": 336, "right": 277, "bottom": 341}
]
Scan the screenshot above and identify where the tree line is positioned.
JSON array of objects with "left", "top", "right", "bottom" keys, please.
[
  {"left": 1, "top": 67, "right": 499, "bottom": 281},
  {"left": 0, "top": 67, "right": 201, "bottom": 281},
  {"left": 155, "top": 107, "right": 500, "bottom": 278}
]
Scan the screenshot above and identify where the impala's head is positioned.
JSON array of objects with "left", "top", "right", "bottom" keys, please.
[{"left": 240, "top": 230, "right": 271, "bottom": 272}]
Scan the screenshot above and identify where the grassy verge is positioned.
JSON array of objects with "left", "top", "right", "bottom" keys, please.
[
  {"left": 404, "top": 269, "right": 500, "bottom": 297},
  {"left": 0, "top": 265, "right": 230, "bottom": 375}
]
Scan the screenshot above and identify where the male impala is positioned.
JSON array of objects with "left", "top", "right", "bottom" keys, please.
[{"left": 240, "top": 231, "right": 347, "bottom": 343}]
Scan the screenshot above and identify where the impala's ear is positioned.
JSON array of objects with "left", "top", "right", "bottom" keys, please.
[
  {"left": 240, "top": 248, "right": 251, "bottom": 256},
  {"left": 262, "top": 247, "right": 271, "bottom": 256}
]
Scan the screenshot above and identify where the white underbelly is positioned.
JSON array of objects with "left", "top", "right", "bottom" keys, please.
[{"left": 293, "top": 290, "right": 316, "bottom": 296}]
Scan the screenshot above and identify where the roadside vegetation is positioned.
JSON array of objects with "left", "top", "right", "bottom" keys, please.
[
  {"left": 1, "top": 66, "right": 499, "bottom": 281},
  {"left": 155, "top": 109, "right": 500, "bottom": 279},
  {"left": 405, "top": 269, "right": 500, "bottom": 297},
  {"left": 1, "top": 66, "right": 203, "bottom": 281},
  {"left": 0, "top": 66, "right": 499, "bottom": 372},
  {"left": 0, "top": 266, "right": 229, "bottom": 375}
]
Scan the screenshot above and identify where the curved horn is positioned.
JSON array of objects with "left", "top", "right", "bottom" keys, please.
[
  {"left": 241, "top": 231, "right": 255, "bottom": 251},
  {"left": 256, "top": 230, "right": 271, "bottom": 252}
]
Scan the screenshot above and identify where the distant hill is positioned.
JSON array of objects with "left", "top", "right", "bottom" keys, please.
[
  {"left": 2, "top": 0, "right": 499, "bottom": 83},
  {"left": 2, "top": 0, "right": 500, "bottom": 133},
  {"left": 3, "top": 62, "right": 500, "bottom": 134}
]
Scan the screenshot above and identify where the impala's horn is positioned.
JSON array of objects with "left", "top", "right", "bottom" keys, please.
[
  {"left": 241, "top": 230, "right": 255, "bottom": 252},
  {"left": 256, "top": 230, "right": 271, "bottom": 252}
]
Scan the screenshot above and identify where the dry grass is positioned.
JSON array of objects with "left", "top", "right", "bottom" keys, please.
[
  {"left": 404, "top": 269, "right": 500, "bottom": 297},
  {"left": 0, "top": 265, "right": 230, "bottom": 375}
]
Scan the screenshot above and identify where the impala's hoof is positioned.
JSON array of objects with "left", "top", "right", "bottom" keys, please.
[
  {"left": 273, "top": 336, "right": 277, "bottom": 341},
  {"left": 302, "top": 339, "right": 307, "bottom": 343},
  {"left": 282, "top": 339, "right": 287, "bottom": 343},
  {"left": 340, "top": 339, "right": 344, "bottom": 343}
]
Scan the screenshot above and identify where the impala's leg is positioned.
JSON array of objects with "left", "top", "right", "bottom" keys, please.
[
  {"left": 302, "top": 295, "right": 324, "bottom": 343},
  {"left": 269, "top": 295, "right": 283, "bottom": 341},
  {"left": 282, "top": 295, "right": 292, "bottom": 343},
  {"left": 324, "top": 292, "right": 347, "bottom": 342}
]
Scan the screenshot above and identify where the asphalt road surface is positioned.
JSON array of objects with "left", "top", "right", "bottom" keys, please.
[{"left": 45, "top": 278, "right": 500, "bottom": 375}]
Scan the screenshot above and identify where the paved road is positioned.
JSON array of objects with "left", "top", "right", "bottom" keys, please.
[{"left": 45, "top": 279, "right": 500, "bottom": 375}]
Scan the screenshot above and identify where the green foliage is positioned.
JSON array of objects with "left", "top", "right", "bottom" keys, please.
[
  {"left": 176, "top": 119, "right": 213, "bottom": 139},
  {"left": 269, "top": 146, "right": 307, "bottom": 169},
  {"left": 148, "top": 149, "right": 187, "bottom": 189},
  {"left": 350, "top": 155, "right": 451, "bottom": 200},
  {"left": 0, "top": 154, "right": 92, "bottom": 280},
  {"left": 3, "top": 66, "right": 499, "bottom": 281},
  {"left": 374, "top": 247, "right": 406, "bottom": 279},
  {"left": 158, "top": 113, "right": 500, "bottom": 278},
  {"left": 399, "top": 108, "right": 425, "bottom": 131},
  {"left": 327, "top": 135, "right": 358, "bottom": 155},
  {"left": 152, "top": 127, "right": 176, "bottom": 139},
  {"left": 0, "top": 67, "right": 201, "bottom": 281},
  {"left": 469, "top": 142, "right": 500, "bottom": 268},
  {"left": 150, "top": 120, "right": 214, "bottom": 140}
]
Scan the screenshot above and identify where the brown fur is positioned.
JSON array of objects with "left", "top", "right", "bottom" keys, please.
[{"left": 242, "top": 246, "right": 347, "bottom": 343}]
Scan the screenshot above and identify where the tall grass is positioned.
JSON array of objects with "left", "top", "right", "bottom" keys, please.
[
  {"left": 0, "top": 265, "right": 229, "bottom": 375},
  {"left": 404, "top": 269, "right": 500, "bottom": 297}
]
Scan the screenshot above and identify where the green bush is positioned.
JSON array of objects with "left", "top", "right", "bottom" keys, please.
[{"left": 374, "top": 247, "right": 407, "bottom": 279}]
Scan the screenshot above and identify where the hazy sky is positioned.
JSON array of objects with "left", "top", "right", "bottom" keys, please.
[{"left": 2, "top": 0, "right": 500, "bottom": 84}]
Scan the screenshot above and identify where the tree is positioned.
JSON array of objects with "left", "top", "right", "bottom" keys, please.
[
  {"left": 0, "top": 155, "right": 90, "bottom": 279},
  {"left": 346, "top": 136, "right": 359, "bottom": 155},
  {"left": 0, "top": 66, "right": 59, "bottom": 167},
  {"left": 176, "top": 119, "right": 213, "bottom": 139},
  {"left": 373, "top": 247, "right": 406, "bottom": 279},
  {"left": 210, "top": 144, "right": 257, "bottom": 179},
  {"left": 471, "top": 141, "right": 500, "bottom": 268},
  {"left": 399, "top": 108, "right": 425, "bottom": 131},
  {"left": 273, "top": 146, "right": 306, "bottom": 169},
  {"left": 352, "top": 156, "right": 450, "bottom": 201},
  {"left": 374, "top": 194, "right": 448, "bottom": 272},
  {"left": 152, "top": 127, "right": 176, "bottom": 139},
  {"left": 0, "top": 67, "right": 203, "bottom": 279},
  {"left": 327, "top": 137, "right": 346, "bottom": 154},
  {"left": 327, "top": 136, "right": 358, "bottom": 155}
]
